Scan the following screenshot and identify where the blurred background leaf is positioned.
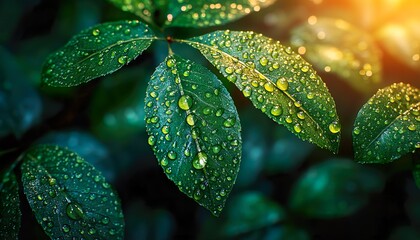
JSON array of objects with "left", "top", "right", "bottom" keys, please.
[
  {"left": 0, "top": 47, "right": 42, "bottom": 138},
  {"left": 289, "top": 159, "right": 385, "bottom": 218}
]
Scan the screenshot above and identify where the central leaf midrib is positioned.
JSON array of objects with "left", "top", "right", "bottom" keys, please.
[
  {"left": 362, "top": 101, "right": 420, "bottom": 155},
  {"left": 178, "top": 38, "right": 331, "bottom": 147}
]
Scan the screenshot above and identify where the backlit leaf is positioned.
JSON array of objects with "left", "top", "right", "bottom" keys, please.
[
  {"left": 290, "top": 17, "right": 382, "bottom": 95},
  {"left": 184, "top": 30, "right": 340, "bottom": 152},
  {"left": 145, "top": 55, "right": 241, "bottom": 216},
  {"left": 289, "top": 159, "right": 384, "bottom": 218},
  {"left": 21, "top": 145, "right": 124, "bottom": 239},
  {"left": 0, "top": 168, "right": 20, "bottom": 240},
  {"left": 41, "top": 20, "right": 156, "bottom": 87},
  {"left": 107, "top": 0, "right": 156, "bottom": 24},
  {"left": 353, "top": 83, "right": 419, "bottom": 163},
  {"left": 165, "top": 0, "right": 275, "bottom": 28},
  {"left": 376, "top": 17, "right": 420, "bottom": 71}
]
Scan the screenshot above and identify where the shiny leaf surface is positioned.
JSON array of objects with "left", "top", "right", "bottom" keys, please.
[
  {"left": 165, "top": 0, "right": 275, "bottom": 28},
  {"left": 145, "top": 55, "right": 241, "bottom": 216},
  {"left": 21, "top": 145, "right": 124, "bottom": 239},
  {"left": 185, "top": 30, "right": 340, "bottom": 152},
  {"left": 291, "top": 17, "right": 382, "bottom": 94},
  {"left": 0, "top": 169, "right": 20, "bottom": 240},
  {"left": 353, "top": 83, "right": 419, "bottom": 163},
  {"left": 107, "top": 0, "right": 156, "bottom": 24},
  {"left": 41, "top": 20, "right": 156, "bottom": 87}
]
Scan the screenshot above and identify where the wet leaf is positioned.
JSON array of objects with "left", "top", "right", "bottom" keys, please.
[
  {"left": 0, "top": 168, "right": 21, "bottom": 240},
  {"left": 145, "top": 55, "right": 241, "bottom": 216},
  {"left": 41, "top": 20, "right": 156, "bottom": 87},
  {"left": 290, "top": 17, "right": 382, "bottom": 95},
  {"left": 199, "top": 192, "right": 285, "bottom": 239},
  {"left": 376, "top": 17, "right": 420, "bottom": 70},
  {"left": 106, "top": 0, "right": 156, "bottom": 24},
  {"left": 89, "top": 67, "right": 148, "bottom": 141},
  {"left": 0, "top": 47, "right": 42, "bottom": 138},
  {"left": 289, "top": 159, "right": 384, "bottom": 218},
  {"left": 184, "top": 30, "right": 340, "bottom": 152},
  {"left": 21, "top": 145, "right": 124, "bottom": 239},
  {"left": 38, "top": 131, "right": 115, "bottom": 183},
  {"left": 353, "top": 83, "right": 419, "bottom": 163},
  {"left": 165, "top": 0, "right": 275, "bottom": 28}
]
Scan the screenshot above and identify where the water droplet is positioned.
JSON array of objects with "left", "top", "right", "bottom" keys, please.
[
  {"left": 270, "top": 106, "right": 282, "bottom": 116},
  {"left": 264, "top": 82, "right": 274, "bottom": 92},
  {"left": 186, "top": 114, "right": 195, "bottom": 126},
  {"left": 167, "top": 151, "right": 177, "bottom": 160},
  {"left": 301, "top": 65, "right": 309, "bottom": 72},
  {"left": 178, "top": 95, "right": 193, "bottom": 111},
  {"left": 242, "top": 86, "right": 252, "bottom": 97},
  {"left": 161, "top": 125, "right": 170, "bottom": 134},
  {"left": 212, "top": 145, "right": 221, "bottom": 154},
  {"left": 294, "top": 123, "right": 302, "bottom": 133},
  {"left": 353, "top": 126, "right": 360, "bottom": 135},
  {"left": 225, "top": 67, "right": 234, "bottom": 74},
  {"left": 66, "top": 202, "right": 84, "bottom": 221},
  {"left": 166, "top": 59, "right": 175, "bottom": 68},
  {"left": 297, "top": 111, "right": 305, "bottom": 120},
  {"left": 223, "top": 118, "right": 236, "bottom": 128},
  {"left": 49, "top": 178, "right": 56, "bottom": 186},
  {"left": 118, "top": 56, "right": 127, "bottom": 64},
  {"left": 148, "top": 136, "right": 156, "bottom": 146},
  {"left": 259, "top": 57, "right": 268, "bottom": 66},
  {"left": 193, "top": 152, "right": 208, "bottom": 169},
  {"left": 62, "top": 224, "right": 70, "bottom": 233},
  {"left": 329, "top": 121, "right": 341, "bottom": 134},
  {"left": 194, "top": 190, "right": 202, "bottom": 200},
  {"left": 92, "top": 29, "right": 100, "bottom": 36},
  {"left": 408, "top": 124, "right": 417, "bottom": 131},
  {"left": 276, "top": 78, "right": 289, "bottom": 91}
]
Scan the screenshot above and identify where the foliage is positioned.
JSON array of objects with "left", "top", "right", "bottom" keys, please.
[{"left": 0, "top": 0, "right": 419, "bottom": 239}]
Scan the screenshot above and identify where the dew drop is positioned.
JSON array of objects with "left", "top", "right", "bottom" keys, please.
[
  {"left": 264, "top": 82, "right": 274, "bottom": 92},
  {"left": 167, "top": 151, "right": 177, "bottom": 160},
  {"left": 166, "top": 59, "right": 175, "bottom": 68},
  {"left": 148, "top": 135, "right": 156, "bottom": 146},
  {"left": 353, "top": 126, "right": 360, "bottom": 135},
  {"left": 186, "top": 114, "right": 195, "bottom": 126},
  {"left": 270, "top": 106, "right": 282, "bottom": 116},
  {"left": 297, "top": 111, "right": 305, "bottom": 120},
  {"left": 408, "top": 124, "right": 417, "bottom": 131},
  {"left": 223, "top": 118, "right": 236, "bottom": 128},
  {"left": 329, "top": 121, "right": 341, "bottom": 134},
  {"left": 118, "top": 56, "right": 127, "bottom": 64},
  {"left": 259, "top": 57, "right": 268, "bottom": 66},
  {"left": 62, "top": 224, "right": 70, "bottom": 233},
  {"left": 92, "top": 29, "right": 100, "bottom": 36},
  {"left": 193, "top": 152, "right": 208, "bottom": 169},
  {"left": 66, "top": 203, "right": 84, "bottom": 220},
  {"left": 178, "top": 95, "right": 193, "bottom": 111},
  {"left": 294, "top": 123, "right": 302, "bottom": 133},
  {"left": 276, "top": 78, "right": 289, "bottom": 91}
]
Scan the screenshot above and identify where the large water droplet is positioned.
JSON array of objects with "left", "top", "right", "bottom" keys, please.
[
  {"left": 329, "top": 121, "right": 341, "bottom": 134},
  {"left": 223, "top": 118, "right": 236, "bottom": 128},
  {"left": 270, "top": 106, "right": 282, "bottom": 116},
  {"left": 62, "top": 224, "right": 70, "bottom": 233},
  {"left": 92, "top": 29, "right": 100, "bottom": 36},
  {"left": 66, "top": 202, "right": 84, "bottom": 220},
  {"left": 178, "top": 95, "right": 193, "bottom": 111},
  {"left": 193, "top": 152, "right": 208, "bottom": 169},
  {"left": 276, "top": 78, "right": 289, "bottom": 91}
]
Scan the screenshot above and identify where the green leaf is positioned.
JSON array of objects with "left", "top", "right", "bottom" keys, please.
[
  {"left": 353, "top": 83, "right": 419, "bottom": 163},
  {"left": 106, "top": 0, "right": 156, "bottom": 24},
  {"left": 0, "top": 169, "right": 21, "bottom": 240},
  {"left": 199, "top": 192, "right": 285, "bottom": 239},
  {"left": 38, "top": 131, "right": 116, "bottom": 183},
  {"left": 21, "top": 145, "right": 124, "bottom": 239},
  {"left": 184, "top": 30, "right": 340, "bottom": 152},
  {"left": 290, "top": 17, "right": 382, "bottom": 95},
  {"left": 165, "top": 0, "right": 275, "bottom": 28},
  {"left": 145, "top": 55, "right": 241, "bottom": 216},
  {"left": 289, "top": 159, "right": 384, "bottom": 218},
  {"left": 42, "top": 20, "right": 156, "bottom": 87}
]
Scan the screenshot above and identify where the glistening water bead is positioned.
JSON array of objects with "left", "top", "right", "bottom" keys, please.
[{"left": 178, "top": 95, "right": 193, "bottom": 111}]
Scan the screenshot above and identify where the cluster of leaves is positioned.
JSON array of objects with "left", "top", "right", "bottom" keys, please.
[{"left": 0, "top": 0, "right": 419, "bottom": 239}]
